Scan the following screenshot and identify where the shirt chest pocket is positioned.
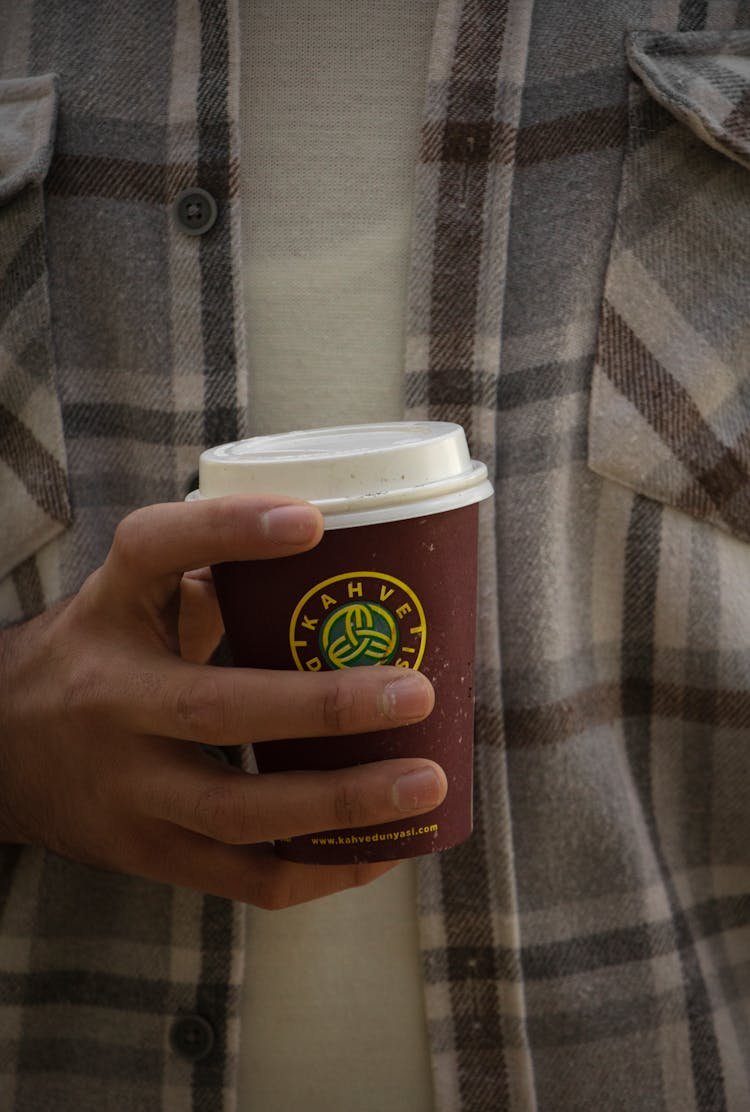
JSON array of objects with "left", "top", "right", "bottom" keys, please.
[
  {"left": 0, "top": 74, "right": 72, "bottom": 583},
  {"left": 589, "top": 31, "right": 750, "bottom": 540}
]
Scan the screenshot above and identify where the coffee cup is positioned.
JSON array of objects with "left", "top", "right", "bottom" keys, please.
[{"left": 190, "top": 421, "right": 493, "bottom": 863}]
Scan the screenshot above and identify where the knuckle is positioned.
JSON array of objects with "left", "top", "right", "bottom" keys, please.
[
  {"left": 193, "top": 782, "right": 238, "bottom": 843},
  {"left": 193, "top": 779, "right": 261, "bottom": 845},
  {"left": 175, "top": 675, "right": 226, "bottom": 741},
  {"left": 332, "top": 778, "right": 369, "bottom": 829},
  {"left": 146, "top": 782, "right": 183, "bottom": 826},
  {"left": 63, "top": 653, "right": 109, "bottom": 718},
  {"left": 109, "top": 511, "right": 145, "bottom": 576},
  {"left": 321, "top": 677, "right": 357, "bottom": 735},
  {"left": 209, "top": 502, "right": 250, "bottom": 550}
]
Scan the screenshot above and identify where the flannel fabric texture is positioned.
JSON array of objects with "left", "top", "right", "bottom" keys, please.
[{"left": 0, "top": 1, "right": 749, "bottom": 1110}]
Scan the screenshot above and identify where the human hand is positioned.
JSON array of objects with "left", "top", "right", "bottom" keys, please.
[{"left": 0, "top": 496, "right": 444, "bottom": 907}]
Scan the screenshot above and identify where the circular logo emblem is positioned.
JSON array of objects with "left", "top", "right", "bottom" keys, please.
[
  {"left": 320, "top": 602, "right": 399, "bottom": 668},
  {"left": 290, "top": 572, "right": 427, "bottom": 672}
]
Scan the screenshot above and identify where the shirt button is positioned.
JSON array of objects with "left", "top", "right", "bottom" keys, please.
[
  {"left": 173, "top": 188, "right": 218, "bottom": 236},
  {"left": 169, "top": 1014, "right": 216, "bottom": 1062}
]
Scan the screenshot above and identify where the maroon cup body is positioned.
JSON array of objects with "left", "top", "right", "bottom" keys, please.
[{"left": 211, "top": 503, "right": 479, "bottom": 863}]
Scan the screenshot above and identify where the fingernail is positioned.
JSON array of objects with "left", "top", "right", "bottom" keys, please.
[
  {"left": 392, "top": 768, "right": 445, "bottom": 813},
  {"left": 381, "top": 674, "right": 433, "bottom": 721},
  {"left": 261, "top": 505, "right": 320, "bottom": 544}
]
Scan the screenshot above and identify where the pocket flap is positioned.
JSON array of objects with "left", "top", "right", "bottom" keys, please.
[
  {"left": 0, "top": 74, "right": 59, "bottom": 202},
  {"left": 589, "top": 35, "right": 750, "bottom": 542},
  {"left": 627, "top": 30, "right": 750, "bottom": 170},
  {"left": 0, "top": 75, "right": 72, "bottom": 582}
]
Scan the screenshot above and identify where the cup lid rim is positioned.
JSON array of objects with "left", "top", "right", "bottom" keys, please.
[
  {"left": 194, "top": 421, "right": 494, "bottom": 522},
  {"left": 199, "top": 421, "right": 467, "bottom": 465}
]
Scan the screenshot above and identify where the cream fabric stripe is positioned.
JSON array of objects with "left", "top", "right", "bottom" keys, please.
[
  {"left": 235, "top": 4, "right": 437, "bottom": 1109},
  {"left": 239, "top": 0, "right": 435, "bottom": 438}
]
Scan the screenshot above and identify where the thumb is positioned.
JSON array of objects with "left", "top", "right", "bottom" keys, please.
[{"left": 98, "top": 496, "right": 324, "bottom": 613}]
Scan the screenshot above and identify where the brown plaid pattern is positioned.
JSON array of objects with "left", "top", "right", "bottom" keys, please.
[
  {"left": 0, "top": 2, "right": 245, "bottom": 1109},
  {"left": 1, "top": 2, "right": 749, "bottom": 1110},
  {"left": 407, "top": 4, "right": 750, "bottom": 1111}
]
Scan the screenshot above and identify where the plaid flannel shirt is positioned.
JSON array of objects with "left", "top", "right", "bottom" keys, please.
[{"left": 1, "top": 2, "right": 748, "bottom": 1109}]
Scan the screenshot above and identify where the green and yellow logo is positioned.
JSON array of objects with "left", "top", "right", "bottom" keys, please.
[{"left": 290, "top": 572, "right": 427, "bottom": 672}]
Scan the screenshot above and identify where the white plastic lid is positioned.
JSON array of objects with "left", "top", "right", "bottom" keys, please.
[{"left": 190, "top": 422, "right": 493, "bottom": 529}]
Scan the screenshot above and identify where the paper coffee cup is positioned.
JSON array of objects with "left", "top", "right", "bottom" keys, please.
[{"left": 190, "top": 422, "right": 493, "bottom": 863}]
